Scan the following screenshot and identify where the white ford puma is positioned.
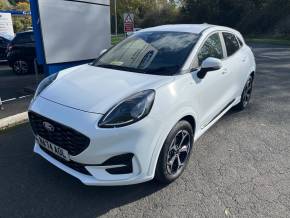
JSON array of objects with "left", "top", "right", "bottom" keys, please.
[{"left": 29, "top": 24, "right": 256, "bottom": 186}]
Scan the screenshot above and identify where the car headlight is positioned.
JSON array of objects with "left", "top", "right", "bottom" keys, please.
[
  {"left": 98, "top": 90, "right": 155, "bottom": 128},
  {"left": 33, "top": 73, "right": 58, "bottom": 100}
]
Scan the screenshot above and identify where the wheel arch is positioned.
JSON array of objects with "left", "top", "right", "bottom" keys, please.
[
  {"left": 250, "top": 71, "right": 255, "bottom": 79},
  {"left": 147, "top": 111, "right": 198, "bottom": 178},
  {"left": 180, "top": 115, "right": 196, "bottom": 139}
]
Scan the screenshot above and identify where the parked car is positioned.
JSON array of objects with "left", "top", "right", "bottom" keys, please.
[
  {"left": 0, "top": 35, "right": 12, "bottom": 61},
  {"left": 7, "top": 31, "right": 36, "bottom": 75},
  {"left": 29, "top": 24, "right": 256, "bottom": 186}
]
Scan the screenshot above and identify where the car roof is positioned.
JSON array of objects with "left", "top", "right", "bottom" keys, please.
[
  {"left": 16, "top": 30, "right": 33, "bottom": 35},
  {"left": 140, "top": 24, "right": 216, "bottom": 34},
  {"left": 140, "top": 24, "right": 240, "bottom": 36}
]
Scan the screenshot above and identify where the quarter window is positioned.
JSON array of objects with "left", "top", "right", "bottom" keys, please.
[
  {"left": 223, "top": 32, "right": 240, "bottom": 56},
  {"left": 198, "top": 33, "right": 223, "bottom": 65},
  {"left": 237, "top": 36, "right": 243, "bottom": 47}
]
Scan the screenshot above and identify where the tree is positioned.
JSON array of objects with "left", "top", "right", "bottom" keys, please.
[
  {"left": 111, "top": 0, "right": 171, "bottom": 33},
  {"left": 141, "top": 3, "right": 180, "bottom": 27},
  {"left": 179, "top": 0, "right": 290, "bottom": 36},
  {"left": 8, "top": 0, "right": 29, "bottom": 5},
  {"left": 13, "top": 2, "right": 31, "bottom": 32},
  {"left": 0, "top": 0, "right": 11, "bottom": 10},
  {"left": 15, "top": 1, "right": 30, "bottom": 11}
]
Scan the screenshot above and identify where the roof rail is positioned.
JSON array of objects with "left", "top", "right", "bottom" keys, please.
[{"left": 199, "top": 25, "right": 214, "bottom": 35}]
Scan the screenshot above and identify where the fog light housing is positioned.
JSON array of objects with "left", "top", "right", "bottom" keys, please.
[{"left": 102, "top": 153, "right": 134, "bottom": 175}]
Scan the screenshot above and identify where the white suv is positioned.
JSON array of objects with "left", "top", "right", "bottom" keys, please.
[{"left": 29, "top": 24, "right": 256, "bottom": 186}]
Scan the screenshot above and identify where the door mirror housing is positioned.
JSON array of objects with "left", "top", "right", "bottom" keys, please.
[
  {"left": 197, "top": 57, "right": 222, "bottom": 79},
  {"left": 99, "top": 49, "right": 107, "bottom": 56}
]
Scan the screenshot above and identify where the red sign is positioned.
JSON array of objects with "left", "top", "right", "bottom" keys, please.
[{"left": 124, "top": 13, "right": 134, "bottom": 33}]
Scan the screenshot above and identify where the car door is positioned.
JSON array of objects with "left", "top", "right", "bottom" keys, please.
[
  {"left": 19, "top": 33, "right": 36, "bottom": 61},
  {"left": 12, "top": 33, "right": 35, "bottom": 61},
  {"left": 25, "top": 33, "right": 36, "bottom": 61},
  {"left": 0, "top": 38, "right": 7, "bottom": 60},
  {"left": 191, "top": 32, "right": 232, "bottom": 128},
  {"left": 221, "top": 32, "right": 245, "bottom": 99}
]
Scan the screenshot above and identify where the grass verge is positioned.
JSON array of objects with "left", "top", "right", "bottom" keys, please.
[{"left": 111, "top": 34, "right": 125, "bottom": 45}]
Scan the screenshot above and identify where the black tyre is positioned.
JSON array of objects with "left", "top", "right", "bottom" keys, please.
[
  {"left": 233, "top": 76, "right": 253, "bottom": 111},
  {"left": 12, "top": 59, "right": 31, "bottom": 75},
  {"left": 155, "top": 120, "right": 194, "bottom": 184}
]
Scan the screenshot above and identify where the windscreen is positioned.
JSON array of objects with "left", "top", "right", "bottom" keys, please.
[{"left": 93, "top": 31, "right": 199, "bottom": 76}]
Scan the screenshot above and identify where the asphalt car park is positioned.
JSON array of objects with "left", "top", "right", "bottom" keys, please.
[
  {"left": 0, "top": 62, "right": 37, "bottom": 99},
  {"left": 0, "top": 61, "right": 43, "bottom": 118},
  {"left": 0, "top": 43, "right": 290, "bottom": 217}
]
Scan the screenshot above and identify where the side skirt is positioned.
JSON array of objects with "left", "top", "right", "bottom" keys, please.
[
  {"left": 194, "top": 98, "right": 238, "bottom": 141},
  {"left": 202, "top": 99, "right": 236, "bottom": 129}
]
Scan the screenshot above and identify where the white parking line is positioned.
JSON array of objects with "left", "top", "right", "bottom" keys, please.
[
  {"left": 1, "top": 95, "right": 32, "bottom": 103},
  {"left": 19, "top": 95, "right": 32, "bottom": 99},
  {"left": 2, "top": 98, "right": 17, "bottom": 103}
]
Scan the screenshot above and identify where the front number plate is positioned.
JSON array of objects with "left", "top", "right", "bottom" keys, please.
[{"left": 36, "top": 135, "right": 70, "bottom": 161}]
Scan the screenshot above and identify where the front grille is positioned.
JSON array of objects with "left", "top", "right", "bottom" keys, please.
[
  {"left": 42, "top": 148, "right": 91, "bottom": 175},
  {"left": 29, "top": 112, "right": 90, "bottom": 156}
]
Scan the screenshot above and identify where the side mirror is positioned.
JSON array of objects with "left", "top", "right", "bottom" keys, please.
[
  {"left": 197, "top": 57, "right": 222, "bottom": 79},
  {"left": 99, "top": 49, "right": 107, "bottom": 56}
]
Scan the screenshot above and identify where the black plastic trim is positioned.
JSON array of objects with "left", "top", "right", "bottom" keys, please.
[
  {"left": 106, "top": 166, "right": 132, "bottom": 175},
  {"left": 197, "top": 67, "right": 220, "bottom": 79},
  {"left": 41, "top": 147, "right": 91, "bottom": 175},
  {"left": 102, "top": 153, "right": 134, "bottom": 175},
  {"left": 29, "top": 111, "right": 90, "bottom": 156},
  {"left": 204, "top": 99, "right": 235, "bottom": 128}
]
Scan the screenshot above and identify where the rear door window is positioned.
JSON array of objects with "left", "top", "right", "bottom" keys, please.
[
  {"left": 14, "top": 33, "right": 34, "bottom": 44},
  {"left": 222, "top": 32, "right": 240, "bottom": 57}
]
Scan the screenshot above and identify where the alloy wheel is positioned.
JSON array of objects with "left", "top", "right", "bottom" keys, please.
[
  {"left": 242, "top": 77, "right": 253, "bottom": 107},
  {"left": 14, "top": 60, "right": 29, "bottom": 75},
  {"left": 166, "top": 129, "right": 191, "bottom": 175}
]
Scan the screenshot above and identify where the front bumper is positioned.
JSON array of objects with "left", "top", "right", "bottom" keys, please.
[
  {"left": 34, "top": 143, "right": 153, "bottom": 186},
  {"left": 29, "top": 97, "right": 164, "bottom": 185}
]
